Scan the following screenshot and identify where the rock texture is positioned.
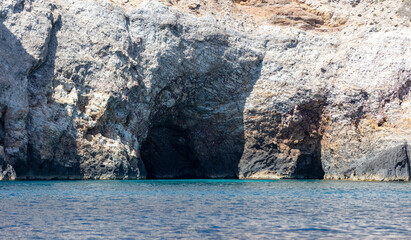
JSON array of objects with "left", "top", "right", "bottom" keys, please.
[{"left": 0, "top": 0, "right": 409, "bottom": 180}]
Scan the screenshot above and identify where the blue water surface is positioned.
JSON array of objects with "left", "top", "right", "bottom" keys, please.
[{"left": 0, "top": 179, "right": 410, "bottom": 239}]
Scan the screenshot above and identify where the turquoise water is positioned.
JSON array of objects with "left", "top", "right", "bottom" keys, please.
[{"left": 0, "top": 180, "right": 410, "bottom": 239}]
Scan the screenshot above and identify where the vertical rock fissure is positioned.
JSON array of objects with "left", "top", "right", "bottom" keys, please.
[
  {"left": 0, "top": 106, "right": 5, "bottom": 146},
  {"left": 405, "top": 144, "right": 411, "bottom": 181}
]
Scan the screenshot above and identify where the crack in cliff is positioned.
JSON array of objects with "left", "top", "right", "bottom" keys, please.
[
  {"left": 27, "top": 12, "right": 60, "bottom": 76},
  {"left": 0, "top": 105, "right": 6, "bottom": 146}
]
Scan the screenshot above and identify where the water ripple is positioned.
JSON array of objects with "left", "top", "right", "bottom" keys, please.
[{"left": 0, "top": 180, "right": 410, "bottom": 239}]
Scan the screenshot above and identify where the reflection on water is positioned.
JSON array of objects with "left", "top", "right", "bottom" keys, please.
[{"left": 0, "top": 180, "right": 410, "bottom": 239}]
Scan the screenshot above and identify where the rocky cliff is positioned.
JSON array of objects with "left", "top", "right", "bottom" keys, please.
[{"left": 0, "top": 0, "right": 410, "bottom": 180}]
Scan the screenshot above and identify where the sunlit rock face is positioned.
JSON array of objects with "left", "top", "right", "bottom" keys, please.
[{"left": 0, "top": 0, "right": 409, "bottom": 180}]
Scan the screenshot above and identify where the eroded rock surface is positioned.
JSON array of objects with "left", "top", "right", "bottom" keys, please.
[{"left": 0, "top": 0, "right": 409, "bottom": 180}]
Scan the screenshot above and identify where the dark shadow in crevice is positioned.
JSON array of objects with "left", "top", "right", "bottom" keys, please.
[
  {"left": 141, "top": 122, "right": 206, "bottom": 179},
  {"left": 294, "top": 151, "right": 325, "bottom": 179},
  {"left": 0, "top": 105, "right": 6, "bottom": 146},
  {"left": 292, "top": 103, "right": 325, "bottom": 179}
]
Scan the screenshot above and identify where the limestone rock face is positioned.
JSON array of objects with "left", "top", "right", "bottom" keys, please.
[{"left": 0, "top": 0, "right": 409, "bottom": 180}]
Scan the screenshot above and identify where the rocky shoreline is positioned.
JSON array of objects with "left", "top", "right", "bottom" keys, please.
[{"left": 0, "top": 0, "right": 410, "bottom": 181}]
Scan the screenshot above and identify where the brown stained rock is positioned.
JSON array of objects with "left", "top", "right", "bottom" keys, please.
[
  {"left": 232, "top": 0, "right": 342, "bottom": 31},
  {"left": 188, "top": 3, "right": 200, "bottom": 10}
]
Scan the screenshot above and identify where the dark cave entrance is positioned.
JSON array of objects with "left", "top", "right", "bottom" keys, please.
[
  {"left": 140, "top": 124, "right": 206, "bottom": 179},
  {"left": 294, "top": 152, "right": 325, "bottom": 179},
  {"left": 291, "top": 104, "right": 326, "bottom": 179}
]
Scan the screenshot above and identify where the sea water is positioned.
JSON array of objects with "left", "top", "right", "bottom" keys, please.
[{"left": 0, "top": 179, "right": 410, "bottom": 239}]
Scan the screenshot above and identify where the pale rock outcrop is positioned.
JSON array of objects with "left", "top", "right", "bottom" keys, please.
[{"left": 0, "top": 0, "right": 409, "bottom": 180}]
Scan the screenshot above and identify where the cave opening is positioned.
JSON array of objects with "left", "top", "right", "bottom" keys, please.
[
  {"left": 285, "top": 102, "right": 326, "bottom": 179},
  {"left": 294, "top": 152, "right": 325, "bottom": 179},
  {"left": 140, "top": 123, "right": 206, "bottom": 179},
  {"left": 291, "top": 106, "right": 325, "bottom": 179}
]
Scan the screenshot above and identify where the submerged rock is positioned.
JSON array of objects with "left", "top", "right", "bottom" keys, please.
[{"left": 0, "top": 0, "right": 409, "bottom": 180}]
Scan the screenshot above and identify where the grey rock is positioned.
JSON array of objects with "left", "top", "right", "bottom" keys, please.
[
  {"left": 0, "top": 146, "right": 16, "bottom": 181},
  {"left": 0, "top": 0, "right": 410, "bottom": 180},
  {"left": 397, "top": 0, "right": 411, "bottom": 19},
  {"left": 331, "top": 144, "right": 410, "bottom": 181}
]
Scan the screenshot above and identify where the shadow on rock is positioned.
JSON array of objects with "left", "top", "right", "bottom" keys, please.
[{"left": 140, "top": 28, "right": 264, "bottom": 179}]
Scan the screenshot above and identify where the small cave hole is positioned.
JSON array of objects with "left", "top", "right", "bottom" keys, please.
[
  {"left": 294, "top": 152, "right": 325, "bottom": 179},
  {"left": 377, "top": 117, "right": 387, "bottom": 127},
  {"left": 140, "top": 124, "right": 205, "bottom": 179}
]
